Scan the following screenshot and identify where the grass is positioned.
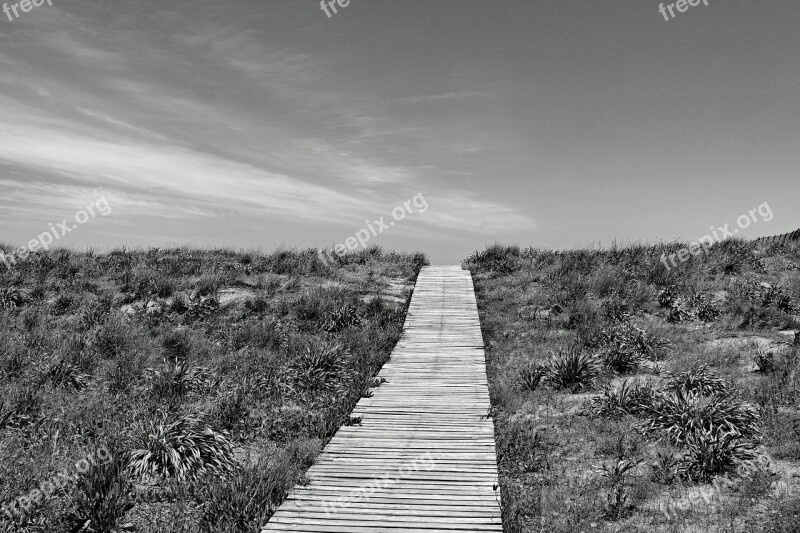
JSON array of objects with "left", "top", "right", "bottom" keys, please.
[
  {"left": 0, "top": 245, "right": 426, "bottom": 532},
  {"left": 465, "top": 239, "right": 800, "bottom": 532}
]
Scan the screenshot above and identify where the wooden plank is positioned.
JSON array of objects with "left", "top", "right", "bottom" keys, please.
[{"left": 261, "top": 266, "right": 503, "bottom": 532}]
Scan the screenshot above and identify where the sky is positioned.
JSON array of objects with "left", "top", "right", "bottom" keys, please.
[{"left": 0, "top": 0, "right": 798, "bottom": 264}]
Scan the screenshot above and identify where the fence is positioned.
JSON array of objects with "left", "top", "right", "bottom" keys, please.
[{"left": 755, "top": 229, "right": 800, "bottom": 245}]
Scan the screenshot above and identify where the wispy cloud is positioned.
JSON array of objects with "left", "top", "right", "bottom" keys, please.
[{"left": 0, "top": 0, "right": 540, "bottom": 261}]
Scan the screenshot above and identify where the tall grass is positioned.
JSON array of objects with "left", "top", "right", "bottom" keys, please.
[
  {"left": 466, "top": 239, "right": 800, "bottom": 532},
  {"left": 0, "top": 246, "right": 426, "bottom": 531}
]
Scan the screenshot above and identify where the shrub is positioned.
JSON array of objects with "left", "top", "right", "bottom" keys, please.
[
  {"left": 129, "top": 413, "right": 235, "bottom": 481},
  {"left": 263, "top": 405, "right": 315, "bottom": 443},
  {"left": 759, "top": 283, "right": 795, "bottom": 312},
  {"left": 728, "top": 280, "right": 798, "bottom": 329},
  {"left": 544, "top": 348, "right": 601, "bottom": 393},
  {"left": 244, "top": 294, "right": 270, "bottom": 313},
  {"left": 170, "top": 291, "right": 191, "bottom": 314},
  {"left": 360, "top": 297, "right": 405, "bottom": 330}
]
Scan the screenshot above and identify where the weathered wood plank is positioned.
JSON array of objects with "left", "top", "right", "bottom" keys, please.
[{"left": 261, "top": 266, "right": 502, "bottom": 532}]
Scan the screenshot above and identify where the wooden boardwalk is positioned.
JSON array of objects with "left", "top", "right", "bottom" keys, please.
[{"left": 262, "top": 265, "right": 503, "bottom": 533}]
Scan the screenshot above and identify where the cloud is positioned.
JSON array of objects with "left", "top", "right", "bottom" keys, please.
[
  {"left": 0, "top": 123, "right": 360, "bottom": 219},
  {"left": 0, "top": 0, "right": 535, "bottom": 257}
]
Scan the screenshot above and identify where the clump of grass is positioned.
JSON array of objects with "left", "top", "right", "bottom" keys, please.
[
  {"left": 126, "top": 267, "right": 176, "bottom": 300},
  {"left": 189, "top": 453, "right": 302, "bottom": 533},
  {"left": 643, "top": 388, "right": 760, "bottom": 445},
  {"left": 187, "top": 292, "right": 219, "bottom": 320},
  {"left": 284, "top": 340, "right": 347, "bottom": 393},
  {"left": 662, "top": 289, "right": 722, "bottom": 323},
  {"left": 129, "top": 413, "right": 235, "bottom": 481},
  {"left": 292, "top": 286, "right": 363, "bottom": 333},
  {"left": 592, "top": 379, "right": 655, "bottom": 417},
  {"left": 688, "top": 292, "right": 722, "bottom": 322},
  {"left": 495, "top": 414, "right": 550, "bottom": 474},
  {"left": 543, "top": 347, "right": 601, "bottom": 393},
  {"left": 517, "top": 361, "right": 546, "bottom": 391},
  {"left": 664, "top": 364, "right": 731, "bottom": 396},
  {"left": 211, "top": 384, "right": 251, "bottom": 439},
  {"left": 727, "top": 278, "right": 798, "bottom": 329},
  {"left": 0, "top": 288, "right": 33, "bottom": 310},
  {"left": 594, "top": 456, "right": 643, "bottom": 520},
  {"left": 462, "top": 244, "right": 523, "bottom": 275},
  {"left": 194, "top": 274, "right": 223, "bottom": 297},
  {"left": 228, "top": 318, "right": 292, "bottom": 352},
  {"left": 753, "top": 349, "right": 778, "bottom": 373},
  {"left": 676, "top": 429, "right": 759, "bottom": 482},
  {"left": 38, "top": 358, "right": 89, "bottom": 392},
  {"left": 594, "top": 320, "right": 669, "bottom": 373},
  {"left": 149, "top": 358, "right": 212, "bottom": 401},
  {"left": 51, "top": 293, "right": 76, "bottom": 315},
  {"left": 658, "top": 286, "right": 677, "bottom": 308},
  {"left": 64, "top": 456, "right": 135, "bottom": 533},
  {"left": 650, "top": 451, "right": 681, "bottom": 484},
  {"left": 666, "top": 300, "right": 693, "bottom": 323},
  {"left": 162, "top": 329, "right": 193, "bottom": 360},
  {"left": 322, "top": 303, "right": 363, "bottom": 333},
  {"left": 601, "top": 348, "right": 642, "bottom": 374},
  {"left": 0, "top": 386, "right": 42, "bottom": 430},
  {"left": 89, "top": 315, "right": 131, "bottom": 359}
]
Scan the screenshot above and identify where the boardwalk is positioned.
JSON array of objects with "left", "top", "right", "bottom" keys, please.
[{"left": 262, "top": 266, "right": 503, "bottom": 533}]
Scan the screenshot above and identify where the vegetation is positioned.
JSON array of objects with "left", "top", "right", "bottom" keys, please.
[
  {"left": 0, "top": 245, "right": 426, "bottom": 532},
  {"left": 465, "top": 239, "right": 800, "bottom": 532}
]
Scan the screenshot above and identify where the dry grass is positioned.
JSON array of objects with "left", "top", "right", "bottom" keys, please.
[
  {"left": 0, "top": 245, "right": 426, "bottom": 532},
  {"left": 466, "top": 240, "right": 800, "bottom": 533}
]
